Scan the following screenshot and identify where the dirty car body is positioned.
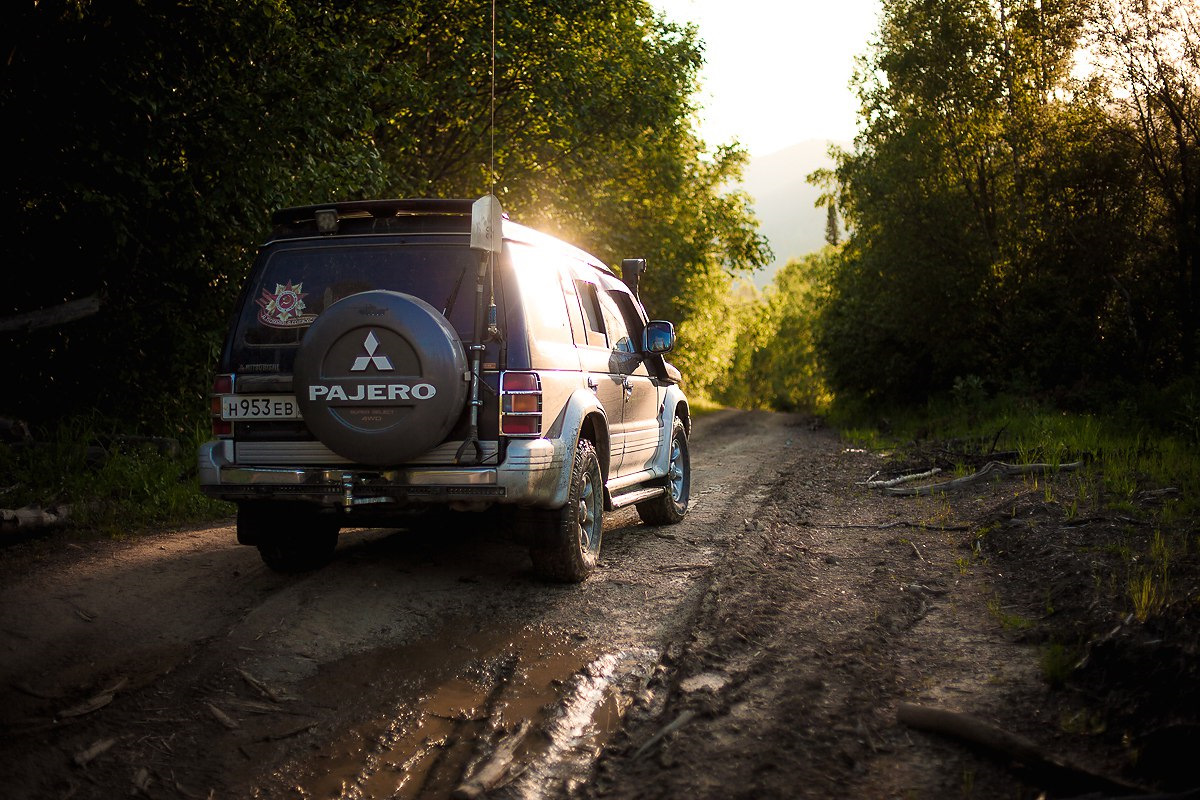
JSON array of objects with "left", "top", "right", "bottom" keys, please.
[{"left": 198, "top": 198, "right": 691, "bottom": 580}]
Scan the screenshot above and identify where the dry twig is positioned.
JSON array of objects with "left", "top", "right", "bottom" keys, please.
[{"left": 879, "top": 461, "right": 1083, "bottom": 497}]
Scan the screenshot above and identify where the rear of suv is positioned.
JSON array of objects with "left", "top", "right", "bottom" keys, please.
[{"left": 198, "top": 197, "right": 691, "bottom": 581}]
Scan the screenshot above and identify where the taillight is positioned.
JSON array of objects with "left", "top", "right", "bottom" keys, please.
[
  {"left": 210, "top": 374, "right": 234, "bottom": 437},
  {"left": 500, "top": 372, "right": 542, "bottom": 436}
]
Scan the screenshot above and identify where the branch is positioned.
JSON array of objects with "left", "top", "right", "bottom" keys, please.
[
  {"left": 0, "top": 295, "right": 102, "bottom": 334},
  {"left": 878, "top": 461, "right": 1083, "bottom": 497},
  {"left": 897, "top": 704, "right": 1147, "bottom": 796},
  {"left": 865, "top": 468, "right": 941, "bottom": 489},
  {"left": 452, "top": 720, "right": 532, "bottom": 800}
]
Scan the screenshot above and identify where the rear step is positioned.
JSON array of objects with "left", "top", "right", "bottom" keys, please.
[{"left": 608, "top": 485, "right": 666, "bottom": 510}]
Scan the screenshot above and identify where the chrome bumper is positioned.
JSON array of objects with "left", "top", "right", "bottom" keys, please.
[{"left": 197, "top": 438, "right": 570, "bottom": 509}]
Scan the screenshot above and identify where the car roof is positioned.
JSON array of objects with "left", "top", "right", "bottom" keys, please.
[{"left": 267, "top": 199, "right": 615, "bottom": 278}]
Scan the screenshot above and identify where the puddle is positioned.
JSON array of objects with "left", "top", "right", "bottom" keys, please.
[{"left": 276, "top": 623, "right": 658, "bottom": 799}]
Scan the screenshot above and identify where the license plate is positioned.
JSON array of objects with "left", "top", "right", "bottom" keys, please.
[{"left": 220, "top": 395, "right": 302, "bottom": 421}]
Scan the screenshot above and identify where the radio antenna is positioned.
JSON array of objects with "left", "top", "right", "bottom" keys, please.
[{"left": 489, "top": 0, "right": 496, "bottom": 197}]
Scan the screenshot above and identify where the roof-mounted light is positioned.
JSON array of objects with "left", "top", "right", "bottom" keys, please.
[{"left": 314, "top": 208, "right": 339, "bottom": 234}]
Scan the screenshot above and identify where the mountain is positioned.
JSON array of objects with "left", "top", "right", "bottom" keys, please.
[{"left": 738, "top": 139, "right": 846, "bottom": 288}]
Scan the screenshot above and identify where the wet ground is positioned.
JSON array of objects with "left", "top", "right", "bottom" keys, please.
[
  {"left": 0, "top": 409, "right": 1194, "bottom": 798},
  {"left": 0, "top": 410, "right": 796, "bottom": 798}
]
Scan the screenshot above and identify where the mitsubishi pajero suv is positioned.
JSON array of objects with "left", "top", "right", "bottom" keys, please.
[{"left": 198, "top": 197, "right": 690, "bottom": 581}]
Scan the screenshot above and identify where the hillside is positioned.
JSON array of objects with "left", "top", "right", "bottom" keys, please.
[{"left": 740, "top": 139, "right": 845, "bottom": 288}]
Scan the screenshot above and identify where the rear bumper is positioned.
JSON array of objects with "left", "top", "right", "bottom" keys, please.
[{"left": 197, "top": 438, "right": 571, "bottom": 510}]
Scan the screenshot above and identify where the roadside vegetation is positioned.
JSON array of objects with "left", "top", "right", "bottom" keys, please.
[{"left": 0, "top": 417, "right": 231, "bottom": 536}]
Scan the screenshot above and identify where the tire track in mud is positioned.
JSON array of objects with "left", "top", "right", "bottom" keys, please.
[
  {"left": 238, "top": 409, "right": 820, "bottom": 799},
  {"left": 0, "top": 409, "right": 819, "bottom": 799},
  {"left": 585, "top": 427, "right": 1052, "bottom": 800}
]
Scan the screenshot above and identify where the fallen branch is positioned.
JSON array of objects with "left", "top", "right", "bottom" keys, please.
[
  {"left": 207, "top": 703, "right": 239, "bottom": 730},
  {"left": 1, "top": 505, "right": 70, "bottom": 533},
  {"left": 236, "top": 667, "right": 286, "bottom": 703},
  {"left": 58, "top": 677, "right": 127, "bottom": 719},
  {"left": 73, "top": 737, "right": 118, "bottom": 767},
  {"left": 452, "top": 720, "right": 532, "bottom": 800},
  {"left": 865, "top": 468, "right": 942, "bottom": 488},
  {"left": 0, "top": 295, "right": 102, "bottom": 334},
  {"left": 825, "top": 521, "right": 971, "bottom": 532},
  {"left": 634, "top": 710, "right": 697, "bottom": 759},
  {"left": 257, "top": 721, "right": 316, "bottom": 741},
  {"left": 897, "top": 703, "right": 1146, "bottom": 795},
  {"left": 880, "top": 461, "right": 1084, "bottom": 497}
]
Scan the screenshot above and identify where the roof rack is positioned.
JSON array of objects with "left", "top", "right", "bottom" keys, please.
[{"left": 270, "top": 198, "right": 476, "bottom": 226}]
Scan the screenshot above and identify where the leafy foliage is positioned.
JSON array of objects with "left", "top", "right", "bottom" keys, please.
[
  {"left": 809, "top": 0, "right": 1200, "bottom": 407},
  {"left": 712, "top": 250, "right": 834, "bottom": 412},
  {"left": 2, "top": 0, "right": 766, "bottom": 430}
]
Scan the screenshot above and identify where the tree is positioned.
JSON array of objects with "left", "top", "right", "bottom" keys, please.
[
  {"left": 1, "top": 0, "right": 767, "bottom": 426},
  {"left": 825, "top": 204, "right": 841, "bottom": 247},
  {"left": 815, "top": 0, "right": 1159, "bottom": 404},
  {"left": 1088, "top": 0, "right": 1200, "bottom": 369}
]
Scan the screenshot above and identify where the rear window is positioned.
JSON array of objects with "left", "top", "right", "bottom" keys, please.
[{"left": 231, "top": 242, "right": 485, "bottom": 363}]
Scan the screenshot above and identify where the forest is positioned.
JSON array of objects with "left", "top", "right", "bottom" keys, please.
[
  {"left": 731, "top": 0, "right": 1200, "bottom": 428},
  {"left": 3, "top": 0, "right": 1198, "bottom": 438},
  {"left": 3, "top": 0, "right": 768, "bottom": 435}
]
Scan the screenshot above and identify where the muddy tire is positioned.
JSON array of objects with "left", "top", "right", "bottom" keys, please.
[
  {"left": 527, "top": 439, "right": 604, "bottom": 582},
  {"left": 238, "top": 503, "right": 340, "bottom": 573},
  {"left": 636, "top": 418, "right": 690, "bottom": 526}
]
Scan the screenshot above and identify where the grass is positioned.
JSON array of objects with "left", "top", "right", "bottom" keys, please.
[
  {"left": 987, "top": 595, "right": 1035, "bottom": 631},
  {"left": 831, "top": 388, "right": 1200, "bottom": 627},
  {"left": 0, "top": 415, "right": 232, "bottom": 536},
  {"left": 1040, "top": 642, "right": 1078, "bottom": 688}
]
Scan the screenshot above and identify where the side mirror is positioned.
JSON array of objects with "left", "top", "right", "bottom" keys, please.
[{"left": 643, "top": 320, "right": 675, "bottom": 354}]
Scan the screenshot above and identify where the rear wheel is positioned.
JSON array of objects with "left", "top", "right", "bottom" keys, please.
[
  {"left": 636, "top": 418, "right": 690, "bottom": 525},
  {"left": 238, "top": 503, "right": 340, "bottom": 573},
  {"left": 527, "top": 439, "right": 604, "bottom": 582}
]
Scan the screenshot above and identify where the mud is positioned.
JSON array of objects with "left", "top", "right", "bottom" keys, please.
[{"left": 0, "top": 409, "right": 1194, "bottom": 799}]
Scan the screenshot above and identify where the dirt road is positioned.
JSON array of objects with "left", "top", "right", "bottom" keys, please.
[{"left": 0, "top": 409, "right": 1181, "bottom": 798}]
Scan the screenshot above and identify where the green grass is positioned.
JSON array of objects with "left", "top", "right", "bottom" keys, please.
[
  {"left": 831, "top": 390, "right": 1200, "bottom": 624},
  {"left": 0, "top": 416, "right": 232, "bottom": 536},
  {"left": 1039, "top": 642, "right": 1078, "bottom": 688},
  {"left": 987, "top": 595, "right": 1035, "bottom": 631}
]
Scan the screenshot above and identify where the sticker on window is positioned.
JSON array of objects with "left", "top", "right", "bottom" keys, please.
[{"left": 257, "top": 280, "right": 318, "bottom": 328}]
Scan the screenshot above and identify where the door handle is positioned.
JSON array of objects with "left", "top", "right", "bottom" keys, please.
[
  {"left": 587, "top": 376, "right": 598, "bottom": 391},
  {"left": 622, "top": 376, "right": 633, "bottom": 397}
]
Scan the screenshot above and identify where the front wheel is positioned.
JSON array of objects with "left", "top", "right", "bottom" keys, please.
[
  {"left": 636, "top": 418, "right": 690, "bottom": 525},
  {"left": 527, "top": 438, "right": 604, "bottom": 582}
]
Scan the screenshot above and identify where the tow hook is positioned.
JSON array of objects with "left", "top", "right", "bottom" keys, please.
[{"left": 341, "top": 473, "right": 395, "bottom": 509}]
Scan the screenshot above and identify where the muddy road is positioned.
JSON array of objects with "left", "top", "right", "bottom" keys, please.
[
  {"left": 0, "top": 410, "right": 814, "bottom": 798},
  {"left": 0, "top": 408, "right": 1175, "bottom": 799}
]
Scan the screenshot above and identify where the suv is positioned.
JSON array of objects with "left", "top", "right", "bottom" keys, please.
[{"left": 198, "top": 197, "right": 690, "bottom": 581}]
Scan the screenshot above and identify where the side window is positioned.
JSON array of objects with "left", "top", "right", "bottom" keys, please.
[
  {"left": 574, "top": 280, "right": 608, "bottom": 348},
  {"left": 510, "top": 244, "right": 573, "bottom": 345},
  {"left": 597, "top": 291, "right": 635, "bottom": 354},
  {"left": 607, "top": 290, "right": 646, "bottom": 353}
]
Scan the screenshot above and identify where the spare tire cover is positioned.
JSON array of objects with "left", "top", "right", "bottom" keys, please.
[{"left": 294, "top": 290, "right": 468, "bottom": 465}]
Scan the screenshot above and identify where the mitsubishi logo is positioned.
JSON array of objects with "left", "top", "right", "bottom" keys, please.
[{"left": 350, "top": 331, "right": 394, "bottom": 372}]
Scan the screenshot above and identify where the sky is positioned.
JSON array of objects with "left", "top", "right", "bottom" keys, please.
[{"left": 652, "top": 0, "right": 882, "bottom": 156}]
